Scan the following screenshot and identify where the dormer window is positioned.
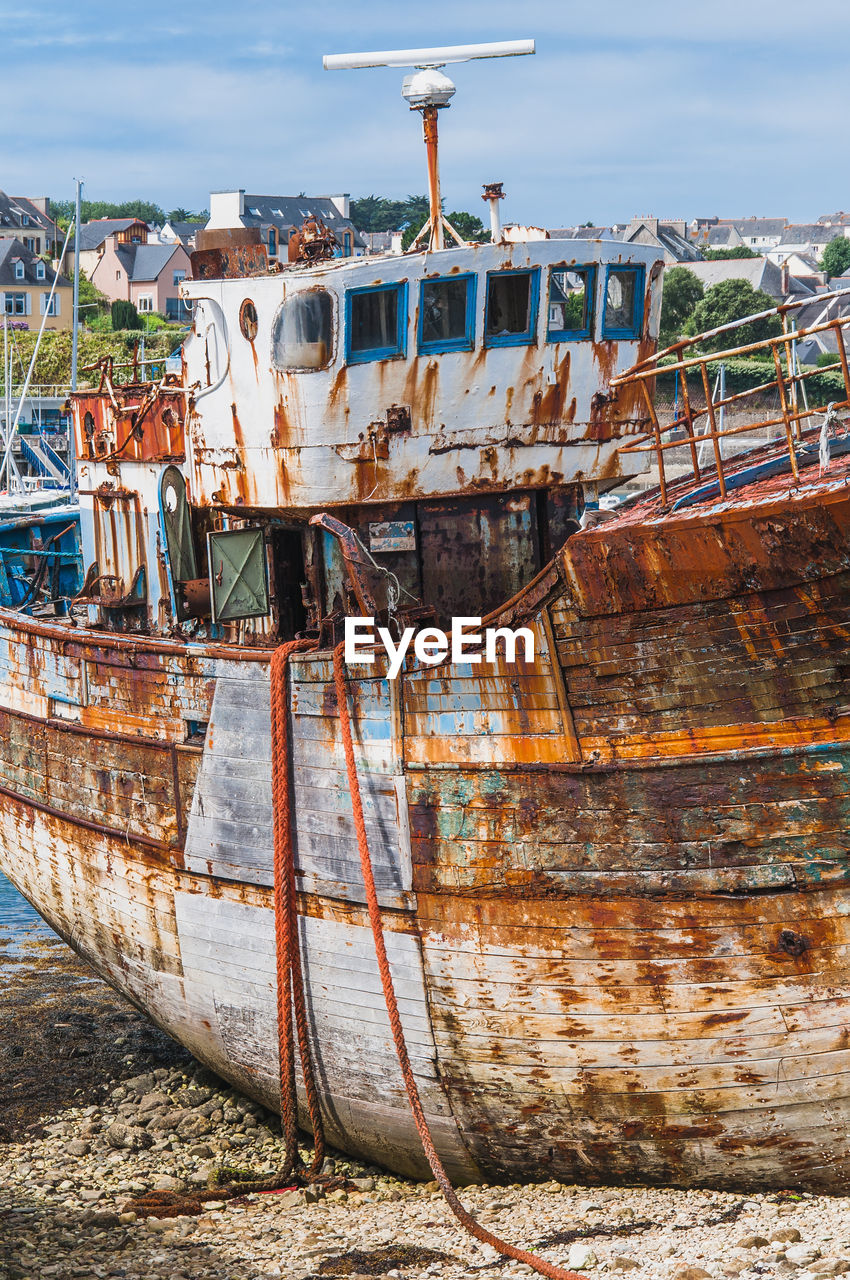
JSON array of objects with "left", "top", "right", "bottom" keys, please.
[
  {"left": 14, "top": 261, "right": 24, "bottom": 280},
  {"left": 21, "top": 214, "right": 29, "bottom": 226},
  {"left": 36, "top": 261, "right": 46, "bottom": 281}
]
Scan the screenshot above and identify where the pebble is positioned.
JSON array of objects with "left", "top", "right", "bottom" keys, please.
[{"left": 4, "top": 954, "right": 850, "bottom": 1280}]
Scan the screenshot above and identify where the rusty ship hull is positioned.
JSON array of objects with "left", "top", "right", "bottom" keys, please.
[{"left": 3, "top": 443, "right": 850, "bottom": 1191}]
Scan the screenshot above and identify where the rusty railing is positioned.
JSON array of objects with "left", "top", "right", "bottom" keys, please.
[{"left": 612, "top": 288, "right": 850, "bottom": 507}]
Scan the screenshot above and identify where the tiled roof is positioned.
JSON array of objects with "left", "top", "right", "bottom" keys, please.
[
  {"left": 0, "top": 191, "right": 57, "bottom": 236},
  {"left": 114, "top": 243, "right": 180, "bottom": 282},
  {"left": 0, "top": 238, "right": 69, "bottom": 288},
  {"left": 76, "top": 219, "right": 147, "bottom": 252},
  {"left": 237, "top": 195, "right": 365, "bottom": 247}
]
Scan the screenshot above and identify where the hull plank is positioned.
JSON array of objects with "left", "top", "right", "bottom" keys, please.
[{"left": 185, "top": 664, "right": 412, "bottom": 907}]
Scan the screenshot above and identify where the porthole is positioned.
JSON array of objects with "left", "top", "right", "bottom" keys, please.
[{"left": 239, "top": 298, "right": 259, "bottom": 342}]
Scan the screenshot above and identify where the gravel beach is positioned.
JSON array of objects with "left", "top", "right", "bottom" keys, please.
[{"left": 2, "top": 932, "right": 850, "bottom": 1280}]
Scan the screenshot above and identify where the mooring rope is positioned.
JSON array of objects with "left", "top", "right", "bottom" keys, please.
[{"left": 330, "top": 640, "right": 583, "bottom": 1280}]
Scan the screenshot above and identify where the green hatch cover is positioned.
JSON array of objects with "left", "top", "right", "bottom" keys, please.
[{"left": 207, "top": 527, "right": 270, "bottom": 623}]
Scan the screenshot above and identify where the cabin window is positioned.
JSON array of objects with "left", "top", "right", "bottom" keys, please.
[
  {"left": 272, "top": 289, "right": 334, "bottom": 370},
  {"left": 484, "top": 268, "right": 539, "bottom": 347},
  {"left": 547, "top": 265, "right": 595, "bottom": 340},
  {"left": 601, "top": 265, "right": 645, "bottom": 339},
  {"left": 418, "top": 274, "right": 476, "bottom": 354},
  {"left": 346, "top": 282, "right": 407, "bottom": 364}
]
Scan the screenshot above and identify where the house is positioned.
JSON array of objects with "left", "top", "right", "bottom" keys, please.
[
  {"left": 156, "top": 220, "right": 202, "bottom": 251},
  {"left": 787, "top": 285, "right": 850, "bottom": 364},
  {"left": 549, "top": 226, "right": 612, "bottom": 240},
  {"left": 691, "top": 223, "right": 744, "bottom": 250},
  {"left": 767, "top": 224, "right": 848, "bottom": 267},
  {"left": 717, "top": 218, "right": 788, "bottom": 252},
  {"left": 0, "top": 192, "right": 61, "bottom": 257},
  {"left": 66, "top": 219, "right": 191, "bottom": 319},
  {"left": 620, "top": 217, "right": 703, "bottom": 265},
  {"left": 95, "top": 240, "right": 192, "bottom": 320},
  {"left": 360, "top": 230, "right": 404, "bottom": 256},
  {"left": 688, "top": 217, "right": 789, "bottom": 252},
  {"left": 548, "top": 218, "right": 701, "bottom": 265},
  {"left": 205, "top": 190, "right": 366, "bottom": 262},
  {"left": 679, "top": 256, "right": 787, "bottom": 304},
  {"left": 63, "top": 218, "right": 149, "bottom": 281},
  {"left": 0, "top": 240, "right": 71, "bottom": 331}
]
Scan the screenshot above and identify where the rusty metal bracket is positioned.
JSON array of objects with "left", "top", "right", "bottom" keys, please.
[{"left": 309, "top": 513, "right": 380, "bottom": 617}]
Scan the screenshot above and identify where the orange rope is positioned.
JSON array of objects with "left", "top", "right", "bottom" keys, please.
[
  {"left": 268, "top": 637, "right": 324, "bottom": 1184},
  {"left": 331, "top": 641, "right": 583, "bottom": 1280}
]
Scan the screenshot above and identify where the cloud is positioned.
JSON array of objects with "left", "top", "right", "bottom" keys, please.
[{"left": 4, "top": 1, "right": 850, "bottom": 226}]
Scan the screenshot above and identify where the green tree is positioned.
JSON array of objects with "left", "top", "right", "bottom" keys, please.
[
  {"left": 77, "top": 269, "right": 109, "bottom": 320},
  {"left": 52, "top": 198, "right": 166, "bottom": 228},
  {"left": 445, "top": 210, "right": 490, "bottom": 243},
  {"left": 111, "top": 299, "right": 142, "bottom": 331},
  {"left": 820, "top": 236, "right": 850, "bottom": 279},
  {"left": 688, "top": 279, "right": 781, "bottom": 352},
  {"left": 659, "top": 267, "right": 704, "bottom": 347},
  {"left": 700, "top": 246, "right": 759, "bottom": 261}
]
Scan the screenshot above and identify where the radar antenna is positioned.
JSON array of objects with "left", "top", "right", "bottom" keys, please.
[{"left": 323, "top": 40, "right": 535, "bottom": 253}]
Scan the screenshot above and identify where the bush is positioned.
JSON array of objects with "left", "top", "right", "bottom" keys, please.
[
  {"left": 9, "top": 329, "right": 183, "bottom": 386},
  {"left": 111, "top": 300, "right": 142, "bottom": 331},
  {"left": 139, "top": 312, "right": 173, "bottom": 332}
]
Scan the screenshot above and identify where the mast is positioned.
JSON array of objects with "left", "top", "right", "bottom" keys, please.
[
  {"left": 323, "top": 40, "right": 534, "bottom": 254},
  {"left": 70, "top": 177, "right": 82, "bottom": 499}
]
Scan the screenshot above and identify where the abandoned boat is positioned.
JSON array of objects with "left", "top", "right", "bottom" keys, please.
[{"left": 2, "top": 43, "right": 850, "bottom": 1194}]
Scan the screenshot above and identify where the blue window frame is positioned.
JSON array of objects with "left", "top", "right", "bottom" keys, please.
[
  {"left": 346, "top": 282, "right": 407, "bottom": 364},
  {"left": 547, "top": 265, "right": 596, "bottom": 341},
  {"left": 484, "top": 267, "right": 540, "bottom": 348},
  {"left": 601, "top": 265, "right": 645, "bottom": 340},
  {"left": 418, "top": 273, "right": 476, "bottom": 354}
]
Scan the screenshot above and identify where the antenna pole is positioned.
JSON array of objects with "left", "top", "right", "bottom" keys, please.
[{"left": 422, "top": 107, "right": 443, "bottom": 252}]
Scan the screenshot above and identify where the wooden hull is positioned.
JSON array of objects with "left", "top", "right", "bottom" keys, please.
[{"left": 2, "top": 470, "right": 850, "bottom": 1190}]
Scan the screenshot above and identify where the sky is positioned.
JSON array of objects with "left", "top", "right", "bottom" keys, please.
[{"left": 4, "top": 0, "right": 850, "bottom": 229}]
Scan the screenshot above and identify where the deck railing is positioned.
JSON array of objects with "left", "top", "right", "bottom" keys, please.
[{"left": 612, "top": 288, "right": 850, "bottom": 507}]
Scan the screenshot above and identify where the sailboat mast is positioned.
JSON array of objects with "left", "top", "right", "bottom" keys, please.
[{"left": 70, "top": 177, "right": 82, "bottom": 499}]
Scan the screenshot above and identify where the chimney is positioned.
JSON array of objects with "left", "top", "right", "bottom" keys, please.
[
  {"left": 328, "top": 194, "right": 350, "bottom": 220},
  {"left": 207, "top": 190, "right": 245, "bottom": 230}
]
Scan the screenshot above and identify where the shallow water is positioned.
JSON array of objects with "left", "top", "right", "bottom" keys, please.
[{"left": 0, "top": 870, "right": 51, "bottom": 945}]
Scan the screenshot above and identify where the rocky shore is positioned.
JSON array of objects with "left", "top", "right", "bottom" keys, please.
[{"left": 2, "top": 934, "right": 850, "bottom": 1280}]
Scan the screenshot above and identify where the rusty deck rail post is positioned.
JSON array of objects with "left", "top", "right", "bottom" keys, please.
[
  {"left": 640, "top": 381, "right": 668, "bottom": 507},
  {"left": 771, "top": 342, "right": 800, "bottom": 481},
  {"left": 699, "top": 362, "right": 727, "bottom": 500},
  {"left": 673, "top": 345, "right": 702, "bottom": 482}
]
